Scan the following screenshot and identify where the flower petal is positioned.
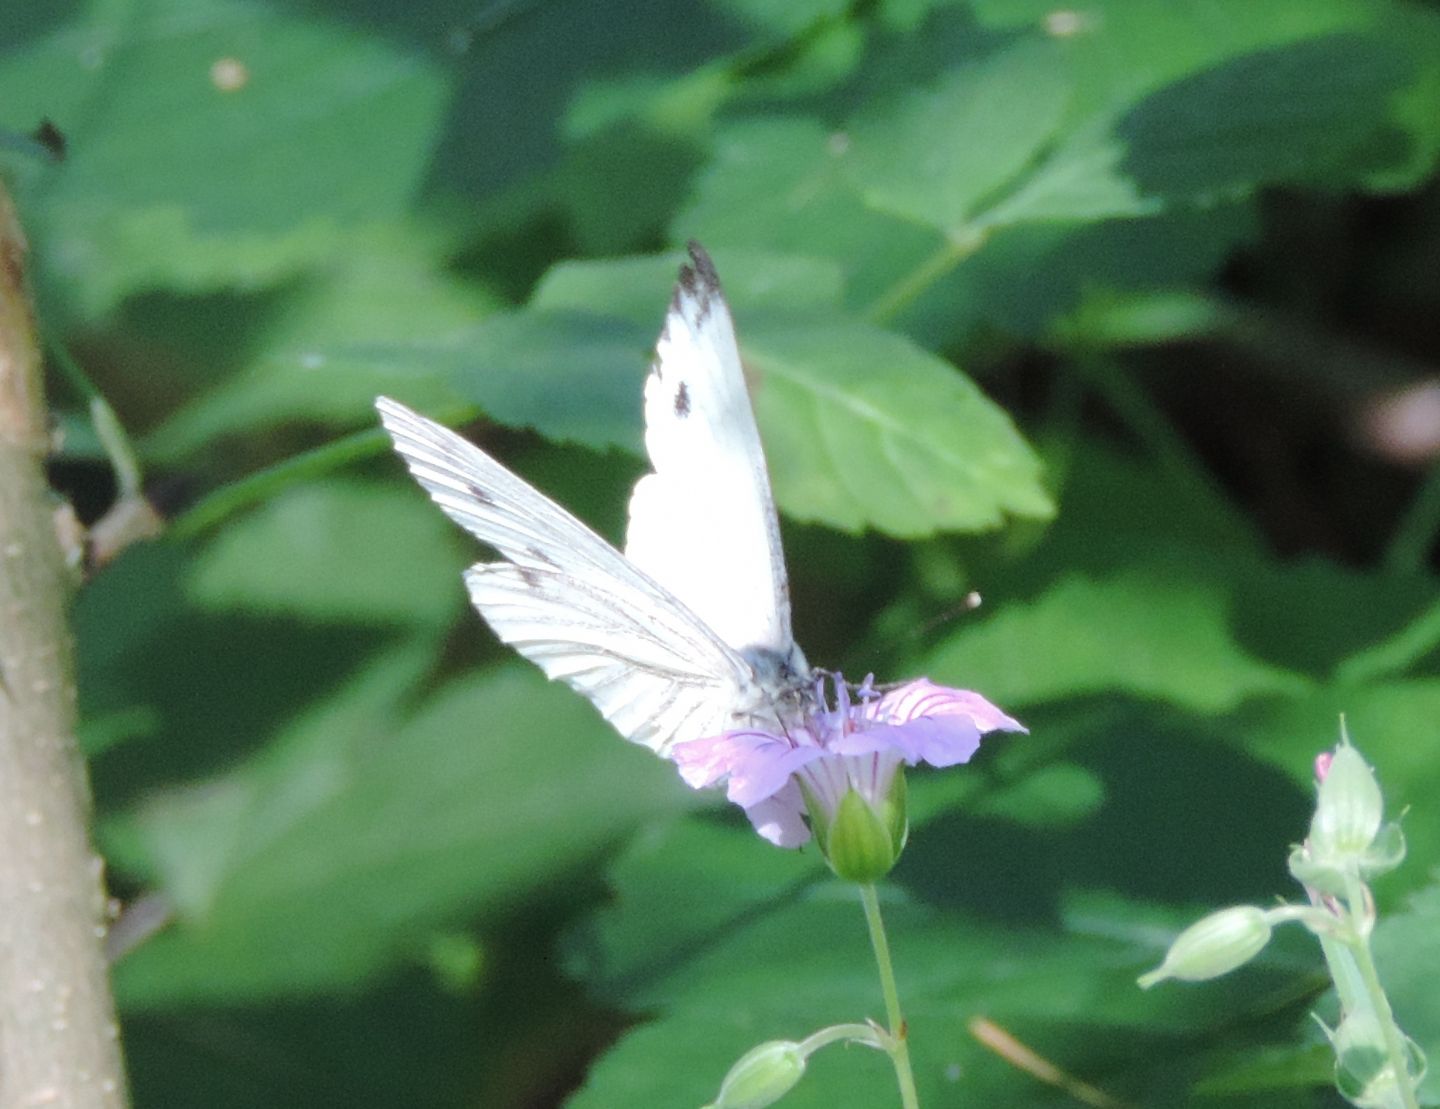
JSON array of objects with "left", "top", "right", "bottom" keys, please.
[
  {"left": 671, "top": 729, "right": 825, "bottom": 807},
  {"left": 727, "top": 743, "right": 826, "bottom": 808},
  {"left": 741, "top": 782, "right": 811, "bottom": 847},
  {"left": 670, "top": 730, "right": 757, "bottom": 789},
  {"left": 876, "top": 678, "right": 1026, "bottom": 734}
]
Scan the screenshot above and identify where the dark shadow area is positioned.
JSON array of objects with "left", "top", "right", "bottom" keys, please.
[
  {"left": 122, "top": 880, "right": 619, "bottom": 1109},
  {"left": 1118, "top": 33, "right": 1416, "bottom": 199},
  {"left": 420, "top": 0, "right": 743, "bottom": 203},
  {"left": 3, "top": 0, "right": 85, "bottom": 51},
  {"left": 898, "top": 706, "right": 1311, "bottom": 923},
  {"left": 79, "top": 542, "right": 397, "bottom": 808}
]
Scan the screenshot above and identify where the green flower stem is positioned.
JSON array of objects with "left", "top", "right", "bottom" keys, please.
[
  {"left": 1313, "top": 912, "right": 1367, "bottom": 1017},
  {"left": 864, "top": 229, "right": 986, "bottom": 325},
  {"left": 171, "top": 402, "right": 479, "bottom": 539},
  {"left": 859, "top": 884, "right": 920, "bottom": 1109},
  {"left": 799, "top": 1023, "right": 885, "bottom": 1056},
  {"left": 1338, "top": 874, "right": 1420, "bottom": 1109},
  {"left": 171, "top": 425, "right": 388, "bottom": 539}
]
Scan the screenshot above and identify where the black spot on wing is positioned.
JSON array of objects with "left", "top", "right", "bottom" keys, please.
[
  {"left": 674, "top": 381, "right": 691, "bottom": 418},
  {"left": 465, "top": 482, "right": 496, "bottom": 507},
  {"left": 517, "top": 564, "right": 542, "bottom": 588}
]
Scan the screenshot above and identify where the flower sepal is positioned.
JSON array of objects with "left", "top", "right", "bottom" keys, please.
[
  {"left": 808, "top": 769, "right": 909, "bottom": 883},
  {"left": 1287, "top": 847, "right": 1350, "bottom": 899},
  {"left": 1360, "top": 821, "right": 1407, "bottom": 878},
  {"left": 1290, "top": 820, "right": 1406, "bottom": 898}
]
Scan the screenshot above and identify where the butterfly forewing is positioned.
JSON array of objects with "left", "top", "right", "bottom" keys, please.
[
  {"left": 624, "top": 245, "right": 802, "bottom": 672},
  {"left": 376, "top": 396, "right": 756, "bottom": 755}
]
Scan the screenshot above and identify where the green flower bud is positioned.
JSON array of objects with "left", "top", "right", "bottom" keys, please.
[
  {"left": 1332, "top": 1011, "right": 1390, "bottom": 1101},
  {"left": 1310, "top": 744, "right": 1383, "bottom": 860},
  {"left": 822, "top": 775, "right": 907, "bottom": 884},
  {"left": 705, "top": 1040, "right": 807, "bottom": 1109},
  {"left": 1137, "top": 906, "right": 1272, "bottom": 989},
  {"left": 1330, "top": 1012, "right": 1426, "bottom": 1108}
]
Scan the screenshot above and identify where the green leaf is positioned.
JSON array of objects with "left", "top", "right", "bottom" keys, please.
[
  {"left": 427, "top": 0, "right": 756, "bottom": 243},
  {"left": 183, "top": 479, "right": 465, "bottom": 628},
  {"left": 552, "top": 123, "right": 709, "bottom": 256},
  {"left": 108, "top": 640, "right": 437, "bottom": 917},
  {"left": 566, "top": 821, "right": 1310, "bottom": 1107},
  {"left": 842, "top": 37, "right": 1072, "bottom": 230},
  {"left": 928, "top": 566, "right": 1310, "bottom": 713},
  {"left": 1114, "top": 33, "right": 1416, "bottom": 199},
  {"left": 750, "top": 320, "right": 1052, "bottom": 534},
  {"left": 3, "top": 0, "right": 452, "bottom": 318},
  {"left": 915, "top": 205, "right": 1259, "bottom": 343},
  {"left": 139, "top": 224, "right": 496, "bottom": 464},
  {"left": 74, "top": 540, "right": 395, "bottom": 773},
  {"left": 569, "top": 820, "right": 824, "bottom": 994},
  {"left": 1229, "top": 559, "right": 1440, "bottom": 679},
  {"left": 530, "top": 249, "right": 847, "bottom": 322},
  {"left": 1190, "top": 1043, "right": 1337, "bottom": 1099},
  {"left": 676, "top": 116, "right": 945, "bottom": 310},
  {"left": 112, "top": 659, "right": 696, "bottom": 1005},
  {"left": 1332, "top": 591, "right": 1440, "bottom": 686},
  {"left": 537, "top": 250, "right": 1049, "bottom": 535},
  {"left": 355, "top": 251, "right": 836, "bottom": 463},
  {"left": 428, "top": 251, "right": 1050, "bottom": 537},
  {"left": 969, "top": 762, "right": 1106, "bottom": 826},
  {"left": 977, "top": 1, "right": 1440, "bottom": 227},
  {"left": 122, "top": 970, "right": 500, "bottom": 1106},
  {"left": 679, "top": 112, "right": 1257, "bottom": 349},
  {"left": 710, "top": 0, "right": 851, "bottom": 37},
  {"left": 449, "top": 308, "right": 652, "bottom": 453}
]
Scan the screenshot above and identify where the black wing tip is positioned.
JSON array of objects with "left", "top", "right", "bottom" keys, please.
[
  {"left": 667, "top": 240, "right": 722, "bottom": 332},
  {"left": 682, "top": 240, "right": 720, "bottom": 290}
]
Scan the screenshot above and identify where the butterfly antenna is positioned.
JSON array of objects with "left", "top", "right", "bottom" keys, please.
[
  {"left": 862, "top": 592, "right": 985, "bottom": 692},
  {"left": 912, "top": 590, "right": 984, "bottom": 641}
]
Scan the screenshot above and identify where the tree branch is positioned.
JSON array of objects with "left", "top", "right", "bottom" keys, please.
[{"left": 0, "top": 185, "right": 128, "bottom": 1104}]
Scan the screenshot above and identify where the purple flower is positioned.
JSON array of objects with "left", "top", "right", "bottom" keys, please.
[{"left": 671, "top": 676, "right": 1025, "bottom": 871}]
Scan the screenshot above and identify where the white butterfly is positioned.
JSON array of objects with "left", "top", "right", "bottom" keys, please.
[{"left": 377, "top": 243, "right": 811, "bottom": 756}]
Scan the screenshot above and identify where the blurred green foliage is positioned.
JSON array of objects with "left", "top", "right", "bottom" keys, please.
[{"left": 5, "top": 0, "right": 1440, "bottom": 1104}]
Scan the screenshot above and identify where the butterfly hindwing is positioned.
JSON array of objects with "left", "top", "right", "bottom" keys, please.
[{"left": 376, "top": 396, "right": 755, "bottom": 755}]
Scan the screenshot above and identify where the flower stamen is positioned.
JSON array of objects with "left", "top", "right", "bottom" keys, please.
[{"left": 672, "top": 673, "right": 1025, "bottom": 860}]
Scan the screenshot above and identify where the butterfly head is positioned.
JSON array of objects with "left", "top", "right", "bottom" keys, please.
[{"left": 737, "top": 642, "right": 813, "bottom": 727}]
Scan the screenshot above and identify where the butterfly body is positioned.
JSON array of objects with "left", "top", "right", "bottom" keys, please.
[{"left": 378, "top": 243, "right": 809, "bottom": 756}]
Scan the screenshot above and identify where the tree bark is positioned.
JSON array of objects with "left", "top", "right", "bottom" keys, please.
[{"left": 0, "top": 185, "right": 128, "bottom": 1105}]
